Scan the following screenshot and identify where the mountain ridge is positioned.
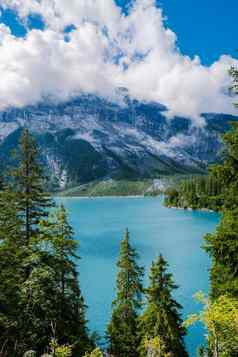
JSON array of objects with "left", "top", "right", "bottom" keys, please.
[{"left": 0, "top": 94, "right": 237, "bottom": 190}]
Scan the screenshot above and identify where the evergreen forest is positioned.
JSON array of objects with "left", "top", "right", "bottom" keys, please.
[{"left": 0, "top": 69, "right": 238, "bottom": 357}]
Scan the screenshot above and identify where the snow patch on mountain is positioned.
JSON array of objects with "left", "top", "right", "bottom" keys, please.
[{"left": 0, "top": 95, "right": 237, "bottom": 186}]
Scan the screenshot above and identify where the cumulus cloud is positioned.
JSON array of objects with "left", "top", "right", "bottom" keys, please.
[{"left": 0, "top": 0, "right": 237, "bottom": 123}]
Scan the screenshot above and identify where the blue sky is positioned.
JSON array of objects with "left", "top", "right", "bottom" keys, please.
[
  {"left": 1, "top": 0, "right": 237, "bottom": 65},
  {"left": 117, "top": 0, "right": 238, "bottom": 65},
  {"left": 0, "top": 0, "right": 238, "bottom": 64},
  {"left": 0, "top": 0, "right": 237, "bottom": 119}
]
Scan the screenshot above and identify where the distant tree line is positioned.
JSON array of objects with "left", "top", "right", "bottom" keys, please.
[{"left": 164, "top": 175, "right": 224, "bottom": 211}]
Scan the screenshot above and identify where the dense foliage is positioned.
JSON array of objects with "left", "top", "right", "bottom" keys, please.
[
  {"left": 185, "top": 293, "right": 238, "bottom": 357},
  {"left": 204, "top": 68, "right": 238, "bottom": 300},
  {"left": 0, "top": 130, "right": 92, "bottom": 356},
  {"left": 202, "top": 122, "right": 238, "bottom": 355},
  {"left": 164, "top": 175, "right": 223, "bottom": 211},
  {"left": 139, "top": 255, "right": 188, "bottom": 357},
  {"left": 1, "top": 108, "right": 238, "bottom": 356},
  {"left": 185, "top": 67, "right": 238, "bottom": 357},
  {"left": 0, "top": 130, "right": 189, "bottom": 357},
  {"left": 107, "top": 232, "right": 188, "bottom": 357},
  {"left": 107, "top": 229, "right": 144, "bottom": 357}
]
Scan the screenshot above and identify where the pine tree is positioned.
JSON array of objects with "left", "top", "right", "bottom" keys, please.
[
  {"left": 0, "top": 172, "right": 4, "bottom": 191},
  {"left": 107, "top": 229, "right": 144, "bottom": 357},
  {"left": 0, "top": 131, "right": 92, "bottom": 356},
  {"left": 39, "top": 204, "right": 92, "bottom": 356},
  {"left": 0, "top": 181, "right": 21, "bottom": 242},
  {"left": 10, "top": 128, "right": 53, "bottom": 244},
  {"left": 204, "top": 120, "right": 238, "bottom": 298},
  {"left": 9, "top": 204, "right": 92, "bottom": 356},
  {"left": 0, "top": 182, "right": 26, "bottom": 355},
  {"left": 211, "top": 122, "right": 238, "bottom": 210},
  {"left": 0, "top": 129, "right": 55, "bottom": 355},
  {"left": 139, "top": 255, "right": 188, "bottom": 357},
  {"left": 204, "top": 209, "right": 238, "bottom": 298}
]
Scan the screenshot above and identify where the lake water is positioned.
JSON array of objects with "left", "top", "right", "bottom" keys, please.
[{"left": 56, "top": 196, "right": 220, "bottom": 357}]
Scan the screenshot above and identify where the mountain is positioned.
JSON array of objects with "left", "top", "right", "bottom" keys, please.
[{"left": 0, "top": 95, "right": 237, "bottom": 190}]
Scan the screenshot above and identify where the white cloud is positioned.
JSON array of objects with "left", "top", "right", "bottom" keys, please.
[{"left": 0, "top": 0, "right": 237, "bottom": 123}]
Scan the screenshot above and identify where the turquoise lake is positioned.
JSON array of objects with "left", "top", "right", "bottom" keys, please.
[{"left": 56, "top": 196, "right": 220, "bottom": 357}]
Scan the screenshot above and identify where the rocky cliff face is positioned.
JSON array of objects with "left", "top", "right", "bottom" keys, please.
[{"left": 0, "top": 95, "right": 237, "bottom": 188}]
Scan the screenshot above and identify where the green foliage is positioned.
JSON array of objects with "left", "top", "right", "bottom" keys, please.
[
  {"left": 83, "top": 348, "right": 104, "bottom": 357},
  {"left": 58, "top": 179, "right": 153, "bottom": 197},
  {"left": 107, "top": 229, "right": 144, "bottom": 357},
  {"left": 1, "top": 125, "right": 238, "bottom": 356},
  {"left": 0, "top": 172, "right": 4, "bottom": 190},
  {"left": 49, "top": 338, "right": 72, "bottom": 357},
  {"left": 207, "top": 68, "right": 238, "bottom": 211},
  {"left": 230, "top": 66, "right": 238, "bottom": 107},
  {"left": 204, "top": 210, "right": 238, "bottom": 298},
  {"left": 10, "top": 128, "right": 53, "bottom": 243},
  {"left": 164, "top": 175, "right": 223, "bottom": 211},
  {"left": 143, "top": 337, "right": 170, "bottom": 357},
  {"left": 202, "top": 116, "right": 238, "bottom": 300},
  {"left": 185, "top": 293, "right": 238, "bottom": 357},
  {"left": 211, "top": 122, "right": 238, "bottom": 211},
  {"left": 0, "top": 187, "right": 22, "bottom": 242},
  {"left": 139, "top": 255, "right": 188, "bottom": 357},
  {"left": 43, "top": 130, "right": 107, "bottom": 185},
  {"left": 39, "top": 206, "right": 92, "bottom": 355},
  {"left": 0, "top": 130, "right": 90, "bottom": 356},
  {"left": 197, "top": 67, "right": 238, "bottom": 356}
]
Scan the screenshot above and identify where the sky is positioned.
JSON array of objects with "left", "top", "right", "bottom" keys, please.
[
  {"left": 117, "top": 0, "right": 238, "bottom": 65},
  {"left": 0, "top": 0, "right": 237, "bottom": 124}
]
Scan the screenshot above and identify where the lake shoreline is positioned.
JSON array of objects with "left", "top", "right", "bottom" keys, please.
[
  {"left": 166, "top": 205, "right": 215, "bottom": 213},
  {"left": 54, "top": 194, "right": 154, "bottom": 199},
  {"left": 55, "top": 197, "right": 217, "bottom": 214},
  {"left": 55, "top": 196, "right": 216, "bottom": 214}
]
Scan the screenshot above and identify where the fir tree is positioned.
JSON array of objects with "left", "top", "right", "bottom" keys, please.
[
  {"left": 39, "top": 205, "right": 92, "bottom": 355},
  {"left": 10, "top": 128, "right": 53, "bottom": 244},
  {"left": 11, "top": 204, "right": 92, "bottom": 356},
  {"left": 0, "top": 172, "right": 4, "bottom": 191},
  {"left": 0, "top": 182, "right": 21, "bottom": 243},
  {"left": 205, "top": 209, "right": 238, "bottom": 298},
  {"left": 107, "top": 229, "right": 144, "bottom": 357},
  {"left": 0, "top": 129, "right": 57, "bottom": 355},
  {"left": 139, "top": 255, "right": 188, "bottom": 357},
  {"left": 0, "top": 132, "right": 91, "bottom": 356},
  {"left": 211, "top": 122, "right": 238, "bottom": 210},
  {"left": 0, "top": 187, "right": 26, "bottom": 355},
  {"left": 164, "top": 175, "right": 223, "bottom": 211},
  {"left": 204, "top": 89, "right": 238, "bottom": 298}
]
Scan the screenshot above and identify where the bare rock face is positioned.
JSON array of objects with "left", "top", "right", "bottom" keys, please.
[{"left": 0, "top": 95, "right": 237, "bottom": 188}]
